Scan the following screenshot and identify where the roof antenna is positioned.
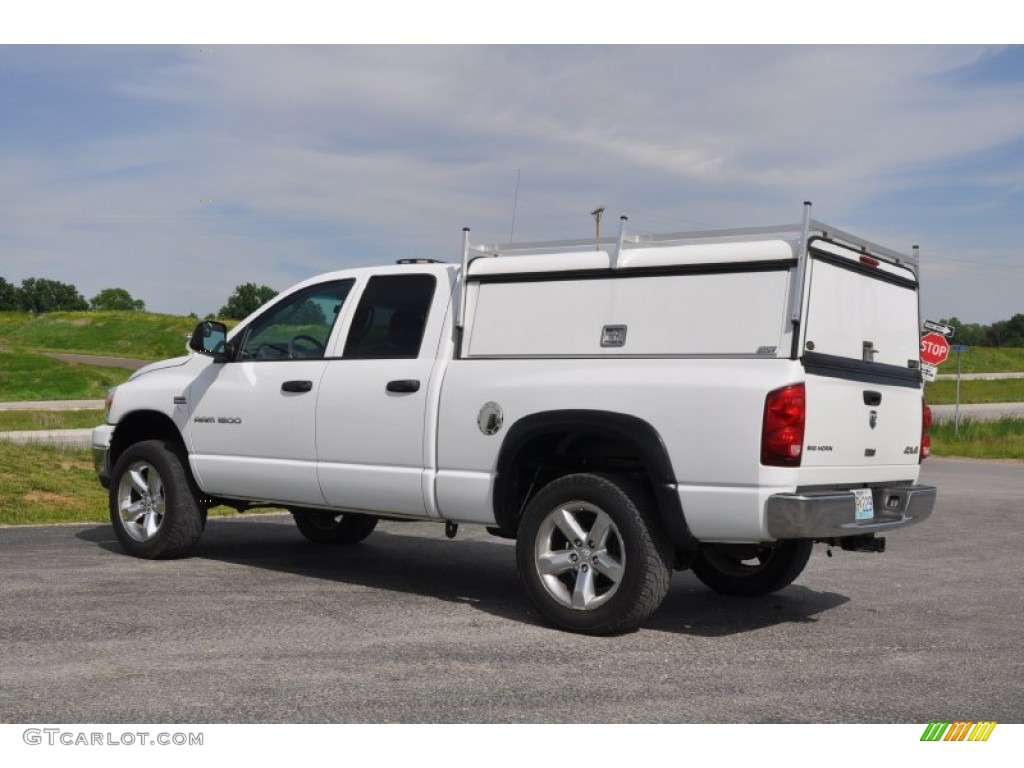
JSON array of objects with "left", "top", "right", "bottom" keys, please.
[
  {"left": 509, "top": 169, "right": 521, "bottom": 242},
  {"left": 591, "top": 206, "right": 605, "bottom": 251}
]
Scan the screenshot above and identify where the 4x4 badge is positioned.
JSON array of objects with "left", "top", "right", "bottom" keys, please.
[{"left": 869, "top": 410, "right": 878, "bottom": 429}]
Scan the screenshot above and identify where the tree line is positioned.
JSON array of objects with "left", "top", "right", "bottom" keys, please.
[
  {"left": 0, "top": 277, "right": 277, "bottom": 319},
  {"left": 3, "top": 274, "right": 1020, "bottom": 342},
  {"left": 0, "top": 277, "right": 144, "bottom": 313},
  {"left": 941, "top": 314, "right": 1024, "bottom": 348}
]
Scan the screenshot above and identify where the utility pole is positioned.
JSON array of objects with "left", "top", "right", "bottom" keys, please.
[{"left": 591, "top": 206, "right": 605, "bottom": 251}]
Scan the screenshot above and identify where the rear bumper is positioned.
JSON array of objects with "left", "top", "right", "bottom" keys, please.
[{"left": 766, "top": 484, "right": 936, "bottom": 539}]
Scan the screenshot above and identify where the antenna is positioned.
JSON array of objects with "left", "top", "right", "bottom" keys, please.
[
  {"left": 591, "top": 206, "right": 605, "bottom": 251},
  {"left": 509, "top": 169, "right": 521, "bottom": 242}
]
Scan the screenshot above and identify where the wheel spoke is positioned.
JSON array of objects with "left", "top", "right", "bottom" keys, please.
[
  {"left": 571, "top": 567, "right": 597, "bottom": 609},
  {"left": 143, "top": 508, "right": 161, "bottom": 538},
  {"left": 538, "top": 549, "right": 575, "bottom": 576},
  {"left": 594, "top": 552, "right": 624, "bottom": 583},
  {"left": 552, "top": 507, "right": 588, "bottom": 544},
  {"left": 122, "top": 499, "right": 145, "bottom": 524},
  {"left": 129, "top": 467, "right": 149, "bottom": 496},
  {"left": 148, "top": 472, "right": 164, "bottom": 503},
  {"left": 589, "top": 511, "right": 614, "bottom": 549}
]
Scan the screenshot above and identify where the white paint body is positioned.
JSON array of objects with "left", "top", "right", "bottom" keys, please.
[{"left": 101, "top": 227, "right": 927, "bottom": 544}]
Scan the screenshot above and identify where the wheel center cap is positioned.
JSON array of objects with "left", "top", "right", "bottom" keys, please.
[{"left": 580, "top": 548, "right": 592, "bottom": 560}]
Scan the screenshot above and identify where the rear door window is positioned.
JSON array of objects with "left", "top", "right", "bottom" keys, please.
[{"left": 343, "top": 274, "right": 437, "bottom": 359}]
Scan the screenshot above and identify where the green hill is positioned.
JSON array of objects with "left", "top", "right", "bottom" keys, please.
[
  {"left": 0, "top": 351, "right": 128, "bottom": 401},
  {"left": 0, "top": 311, "right": 200, "bottom": 360}
]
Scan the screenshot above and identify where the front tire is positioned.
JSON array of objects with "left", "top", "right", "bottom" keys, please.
[
  {"left": 291, "top": 510, "right": 378, "bottom": 545},
  {"left": 690, "top": 540, "right": 813, "bottom": 596},
  {"left": 109, "top": 439, "right": 205, "bottom": 559},
  {"left": 516, "top": 473, "right": 671, "bottom": 635}
]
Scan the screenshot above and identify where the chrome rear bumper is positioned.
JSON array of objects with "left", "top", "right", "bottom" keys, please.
[{"left": 766, "top": 484, "right": 936, "bottom": 539}]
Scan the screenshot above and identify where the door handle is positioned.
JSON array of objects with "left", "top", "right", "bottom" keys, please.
[
  {"left": 863, "top": 390, "right": 882, "bottom": 406},
  {"left": 282, "top": 380, "right": 313, "bottom": 393},
  {"left": 386, "top": 379, "right": 420, "bottom": 393}
]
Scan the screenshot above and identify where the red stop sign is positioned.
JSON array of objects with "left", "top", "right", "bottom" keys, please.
[{"left": 920, "top": 332, "right": 950, "bottom": 365}]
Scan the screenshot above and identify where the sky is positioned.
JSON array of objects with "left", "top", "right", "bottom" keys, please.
[{"left": 2, "top": 36, "right": 1023, "bottom": 322}]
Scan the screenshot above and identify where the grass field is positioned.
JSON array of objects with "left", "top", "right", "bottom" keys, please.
[
  {"left": 930, "top": 346, "right": 1024, "bottom": 374},
  {"left": 0, "top": 409, "right": 105, "bottom": 431},
  {"left": 0, "top": 442, "right": 108, "bottom": 525},
  {"left": 930, "top": 417, "right": 1024, "bottom": 461},
  {"left": 0, "top": 352, "right": 130, "bottom": 401},
  {"left": 925, "top": 378, "right": 1024, "bottom": 404},
  {"left": 0, "top": 311, "right": 203, "bottom": 360},
  {"left": 0, "top": 442, "right": 282, "bottom": 526}
]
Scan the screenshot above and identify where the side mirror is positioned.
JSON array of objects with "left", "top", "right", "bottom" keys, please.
[{"left": 189, "top": 321, "right": 229, "bottom": 360}]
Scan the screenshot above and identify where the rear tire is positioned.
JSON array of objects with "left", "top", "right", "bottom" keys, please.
[
  {"left": 515, "top": 473, "right": 671, "bottom": 635},
  {"left": 690, "top": 540, "right": 812, "bottom": 596},
  {"left": 109, "top": 439, "right": 204, "bottom": 559},
  {"left": 291, "top": 510, "right": 378, "bottom": 545}
]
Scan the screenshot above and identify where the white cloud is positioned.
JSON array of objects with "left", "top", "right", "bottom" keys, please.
[{"left": 1, "top": 45, "right": 1023, "bottom": 321}]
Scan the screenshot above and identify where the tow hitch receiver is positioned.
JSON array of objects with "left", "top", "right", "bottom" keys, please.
[{"left": 829, "top": 534, "right": 886, "bottom": 553}]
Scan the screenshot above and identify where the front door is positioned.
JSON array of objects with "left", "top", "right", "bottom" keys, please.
[{"left": 188, "top": 279, "right": 355, "bottom": 506}]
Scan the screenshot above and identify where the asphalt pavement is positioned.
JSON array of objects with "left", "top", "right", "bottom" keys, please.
[{"left": 0, "top": 457, "right": 1020, "bottom": 724}]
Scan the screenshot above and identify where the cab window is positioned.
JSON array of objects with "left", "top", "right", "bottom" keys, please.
[
  {"left": 240, "top": 280, "right": 354, "bottom": 360},
  {"left": 343, "top": 275, "right": 436, "bottom": 359}
]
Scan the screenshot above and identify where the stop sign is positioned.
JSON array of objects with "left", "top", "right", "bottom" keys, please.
[{"left": 921, "top": 332, "right": 950, "bottom": 365}]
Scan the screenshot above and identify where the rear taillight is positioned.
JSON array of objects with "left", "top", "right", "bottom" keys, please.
[
  {"left": 762, "top": 383, "right": 805, "bottom": 467},
  {"left": 921, "top": 400, "right": 932, "bottom": 462}
]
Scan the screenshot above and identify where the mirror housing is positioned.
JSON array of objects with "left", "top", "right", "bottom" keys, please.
[{"left": 189, "top": 321, "right": 230, "bottom": 360}]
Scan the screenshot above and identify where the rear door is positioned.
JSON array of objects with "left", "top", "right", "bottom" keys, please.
[
  {"left": 799, "top": 238, "right": 924, "bottom": 472},
  {"left": 316, "top": 269, "right": 450, "bottom": 516}
]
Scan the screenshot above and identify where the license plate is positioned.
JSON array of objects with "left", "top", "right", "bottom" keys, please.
[{"left": 853, "top": 488, "right": 874, "bottom": 521}]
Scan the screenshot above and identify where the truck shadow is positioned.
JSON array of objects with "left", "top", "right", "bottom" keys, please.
[{"left": 76, "top": 517, "right": 849, "bottom": 637}]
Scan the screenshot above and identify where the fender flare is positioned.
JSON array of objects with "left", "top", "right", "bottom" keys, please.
[{"left": 493, "top": 409, "right": 697, "bottom": 553}]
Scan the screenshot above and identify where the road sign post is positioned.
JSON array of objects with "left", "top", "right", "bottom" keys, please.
[{"left": 921, "top": 331, "right": 953, "bottom": 434}]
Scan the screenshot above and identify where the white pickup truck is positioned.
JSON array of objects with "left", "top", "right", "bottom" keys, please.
[{"left": 93, "top": 203, "right": 935, "bottom": 634}]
